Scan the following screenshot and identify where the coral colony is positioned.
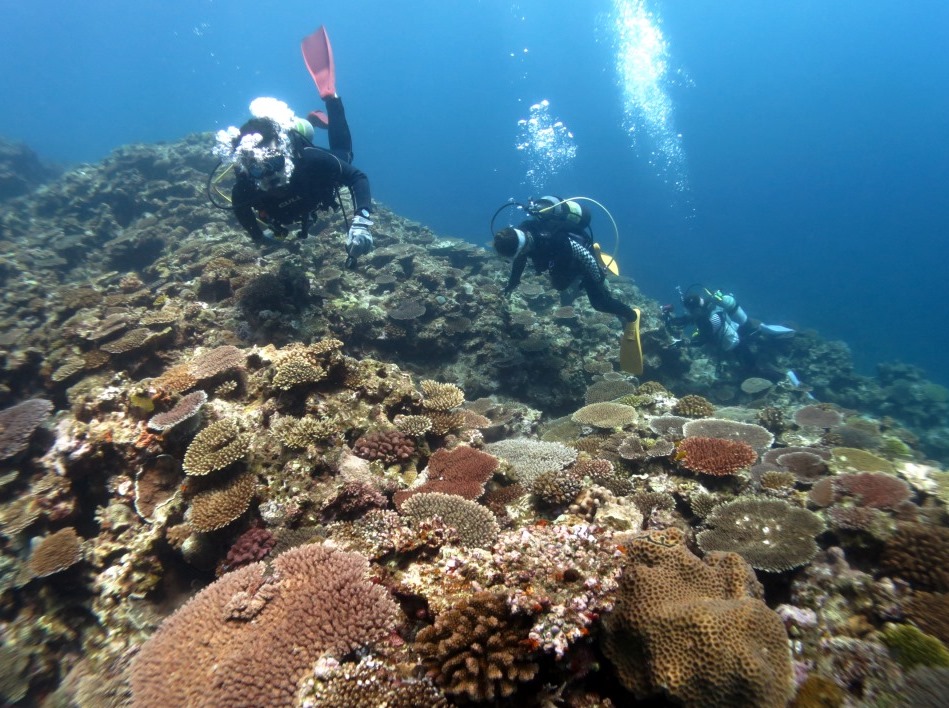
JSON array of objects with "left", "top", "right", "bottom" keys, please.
[{"left": 2, "top": 135, "right": 949, "bottom": 707}]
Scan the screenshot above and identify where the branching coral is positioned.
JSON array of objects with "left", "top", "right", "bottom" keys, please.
[
  {"left": 188, "top": 469, "right": 256, "bottom": 532},
  {"left": 130, "top": 543, "right": 398, "bottom": 707},
  {"left": 182, "top": 419, "right": 249, "bottom": 476},
  {"left": 675, "top": 436, "right": 758, "bottom": 476},
  {"left": 414, "top": 591, "right": 539, "bottom": 702},
  {"left": 420, "top": 380, "right": 465, "bottom": 411},
  {"left": 393, "top": 445, "right": 497, "bottom": 509}
]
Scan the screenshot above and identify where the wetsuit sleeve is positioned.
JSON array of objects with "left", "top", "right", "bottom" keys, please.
[
  {"left": 231, "top": 179, "right": 265, "bottom": 241},
  {"left": 506, "top": 252, "right": 528, "bottom": 292},
  {"left": 298, "top": 148, "right": 373, "bottom": 214}
]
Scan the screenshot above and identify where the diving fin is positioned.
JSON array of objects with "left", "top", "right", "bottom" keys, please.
[
  {"left": 594, "top": 243, "right": 620, "bottom": 276},
  {"left": 307, "top": 110, "right": 329, "bottom": 130},
  {"left": 301, "top": 26, "right": 336, "bottom": 99},
  {"left": 620, "top": 308, "right": 643, "bottom": 375}
]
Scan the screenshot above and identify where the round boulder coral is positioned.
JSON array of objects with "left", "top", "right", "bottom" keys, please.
[{"left": 672, "top": 394, "right": 716, "bottom": 418}]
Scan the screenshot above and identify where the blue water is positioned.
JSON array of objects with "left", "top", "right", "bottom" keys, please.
[{"left": 2, "top": 0, "right": 948, "bottom": 385}]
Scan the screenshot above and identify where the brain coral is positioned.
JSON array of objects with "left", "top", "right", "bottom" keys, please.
[
  {"left": 676, "top": 436, "right": 758, "bottom": 476},
  {"left": 130, "top": 542, "right": 398, "bottom": 707},
  {"left": 0, "top": 398, "right": 53, "bottom": 460},
  {"left": 683, "top": 418, "right": 775, "bottom": 453},
  {"left": 415, "top": 591, "right": 538, "bottom": 702},
  {"left": 602, "top": 527, "right": 793, "bottom": 707},
  {"left": 182, "top": 419, "right": 249, "bottom": 476},
  {"left": 400, "top": 492, "right": 499, "bottom": 548},
  {"left": 571, "top": 402, "right": 638, "bottom": 429},
  {"left": 696, "top": 497, "right": 825, "bottom": 572}
]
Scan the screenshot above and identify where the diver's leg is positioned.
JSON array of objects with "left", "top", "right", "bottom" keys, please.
[
  {"left": 585, "top": 278, "right": 637, "bottom": 325},
  {"left": 324, "top": 96, "right": 353, "bottom": 162}
]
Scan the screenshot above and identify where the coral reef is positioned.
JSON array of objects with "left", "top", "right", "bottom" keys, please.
[{"left": 675, "top": 436, "right": 758, "bottom": 476}]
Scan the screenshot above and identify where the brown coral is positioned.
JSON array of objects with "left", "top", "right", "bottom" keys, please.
[
  {"left": 571, "top": 402, "right": 638, "bottom": 429},
  {"left": 130, "top": 542, "right": 398, "bottom": 707},
  {"left": 683, "top": 418, "right": 775, "bottom": 453},
  {"left": 415, "top": 591, "right": 539, "bottom": 701},
  {"left": 188, "top": 469, "right": 257, "bottom": 532},
  {"left": 675, "top": 436, "right": 758, "bottom": 476},
  {"left": 296, "top": 657, "right": 448, "bottom": 708},
  {"left": 188, "top": 345, "right": 245, "bottom": 381},
  {"left": 672, "top": 394, "right": 716, "bottom": 418},
  {"left": 27, "top": 527, "right": 83, "bottom": 578},
  {"left": 696, "top": 497, "right": 825, "bottom": 572},
  {"left": 793, "top": 404, "right": 844, "bottom": 429},
  {"left": 182, "top": 419, "right": 249, "bottom": 476},
  {"left": 601, "top": 527, "right": 793, "bottom": 707},
  {"left": 881, "top": 522, "right": 949, "bottom": 591},
  {"left": 0, "top": 398, "right": 53, "bottom": 460}
]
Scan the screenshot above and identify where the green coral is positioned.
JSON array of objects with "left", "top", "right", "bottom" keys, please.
[{"left": 882, "top": 623, "right": 949, "bottom": 670}]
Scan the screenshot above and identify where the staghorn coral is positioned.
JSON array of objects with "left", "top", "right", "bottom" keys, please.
[
  {"left": 881, "top": 522, "right": 949, "bottom": 591},
  {"left": 793, "top": 404, "right": 845, "bottom": 429},
  {"left": 146, "top": 390, "right": 207, "bottom": 432},
  {"left": 130, "top": 542, "right": 398, "bottom": 707},
  {"left": 571, "top": 402, "right": 638, "bottom": 429},
  {"left": 27, "top": 527, "right": 83, "bottom": 578},
  {"left": 675, "top": 436, "right": 758, "bottom": 476},
  {"left": 188, "top": 469, "right": 257, "bottom": 532},
  {"left": 420, "top": 379, "right": 465, "bottom": 411},
  {"left": 393, "top": 445, "right": 497, "bottom": 508},
  {"left": 683, "top": 417, "right": 774, "bottom": 453},
  {"left": 414, "top": 591, "right": 539, "bottom": 702},
  {"left": 696, "top": 497, "right": 825, "bottom": 572},
  {"left": 272, "top": 357, "right": 326, "bottom": 390},
  {"left": 672, "top": 393, "right": 716, "bottom": 418},
  {"left": 182, "top": 419, "right": 249, "bottom": 476},
  {"left": 426, "top": 410, "right": 466, "bottom": 436},
  {"left": 400, "top": 492, "right": 499, "bottom": 548},
  {"left": 0, "top": 398, "right": 53, "bottom": 460},
  {"left": 296, "top": 656, "right": 448, "bottom": 708},
  {"left": 187, "top": 345, "right": 245, "bottom": 381},
  {"left": 601, "top": 527, "right": 793, "bottom": 707},
  {"left": 486, "top": 438, "right": 577, "bottom": 486},
  {"left": 352, "top": 429, "right": 416, "bottom": 465}
]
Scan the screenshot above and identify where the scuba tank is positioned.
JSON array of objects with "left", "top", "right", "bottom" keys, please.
[{"left": 528, "top": 195, "right": 592, "bottom": 231}]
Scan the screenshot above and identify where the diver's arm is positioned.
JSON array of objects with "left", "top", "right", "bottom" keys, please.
[
  {"left": 504, "top": 252, "right": 528, "bottom": 294},
  {"left": 231, "top": 180, "right": 265, "bottom": 242},
  {"left": 339, "top": 163, "right": 372, "bottom": 214}
]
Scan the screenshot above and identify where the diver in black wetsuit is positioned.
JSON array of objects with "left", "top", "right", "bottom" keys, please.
[
  {"left": 493, "top": 196, "right": 638, "bottom": 327},
  {"left": 218, "top": 96, "right": 374, "bottom": 268}
]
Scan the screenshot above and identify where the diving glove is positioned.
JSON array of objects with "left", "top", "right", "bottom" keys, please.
[{"left": 345, "top": 212, "right": 374, "bottom": 268}]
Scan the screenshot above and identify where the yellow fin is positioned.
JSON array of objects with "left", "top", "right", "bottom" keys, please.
[
  {"left": 593, "top": 244, "right": 620, "bottom": 276},
  {"left": 620, "top": 309, "right": 643, "bottom": 375}
]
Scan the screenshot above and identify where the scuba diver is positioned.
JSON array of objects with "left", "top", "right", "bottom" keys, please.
[
  {"left": 662, "top": 285, "right": 794, "bottom": 373},
  {"left": 491, "top": 195, "right": 643, "bottom": 375},
  {"left": 209, "top": 26, "right": 374, "bottom": 268}
]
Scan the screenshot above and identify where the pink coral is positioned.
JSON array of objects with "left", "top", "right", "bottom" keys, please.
[
  {"left": 352, "top": 429, "right": 416, "bottom": 464},
  {"left": 393, "top": 445, "right": 498, "bottom": 509},
  {"left": 675, "top": 436, "right": 757, "bottom": 477},
  {"left": 219, "top": 525, "right": 276, "bottom": 574},
  {"left": 130, "top": 542, "right": 399, "bottom": 707},
  {"left": 834, "top": 472, "right": 912, "bottom": 510}
]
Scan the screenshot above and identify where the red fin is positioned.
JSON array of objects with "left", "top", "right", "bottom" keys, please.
[{"left": 301, "top": 26, "right": 335, "bottom": 99}]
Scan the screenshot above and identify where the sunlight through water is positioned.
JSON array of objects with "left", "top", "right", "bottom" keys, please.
[
  {"left": 515, "top": 99, "right": 577, "bottom": 192},
  {"left": 611, "top": 0, "right": 689, "bottom": 192}
]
